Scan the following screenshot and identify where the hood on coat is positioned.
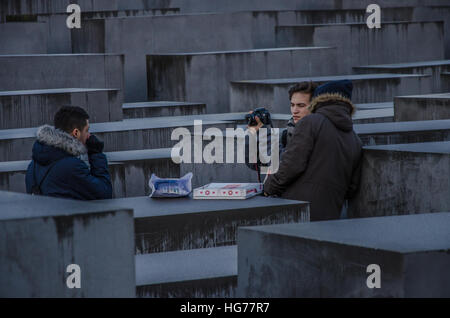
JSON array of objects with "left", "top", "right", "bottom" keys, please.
[
  {"left": 308, "top": 93, "right": 355, "bottom": 132},
  {"left": 32, "top": 125, "right": 87, "bottom": 166}
]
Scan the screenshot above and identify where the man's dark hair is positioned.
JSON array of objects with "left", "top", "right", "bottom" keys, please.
[
  {"left": 288, "top": 81, "right": 318, "bottom": 100},
  {"left": 54, "top": 106, "right": 89, "bottom": 133}
]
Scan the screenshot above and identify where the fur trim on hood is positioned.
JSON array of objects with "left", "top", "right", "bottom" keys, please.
[
  {"left": 308, "top": 92, "right": 356, "bottom": 115},
  {"left": 36, "top": 125, "right": 87, "bottom": 157}
]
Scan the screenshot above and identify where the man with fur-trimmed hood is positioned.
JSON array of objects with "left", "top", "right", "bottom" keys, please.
[
  {"left": 25, "top": 106, "right": 113, "bottom": 200},
  {"left": 264, "top": 80, "right": 363, "bottom": 221}
]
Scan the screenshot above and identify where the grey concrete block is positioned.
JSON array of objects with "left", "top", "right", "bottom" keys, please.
[
  {"left": 237, "top": 212, "right": 450, "bottom": 297},
  {"left": 136, "top": 246, "right": 237, "bottom": 298},
  {"left": 394, "top": 93, "right": 450, "bottom": 122},
  {"left": 230, "top": 73, "right": 433, "bottom": 113},
  {"left": 0, "top": 190, "right": 135, "bottom": 297},
  {"left": 0, "top": 0, "right": 119, "bottom": 21},
  {"left": 349, "top": 141, "right": 450, "bottom": 218},
  {"left": 0, "top": 54, "right": 125, "bottom": 108},
  {"left": 0, "top": 22, "right": 48, "bottom": 54},
  {"left": 71, "top": 10, "right": 342, "bottom": 102},
  {"left": 123, "top": 101, "right": 206, "bottom": 119},
  {"left": 94, "top": 196, "right": 309, "bottom": 254},
  {"left": 355, "top": 102, "right": 393, "bottom": 110},
  {"left": 0, "top": 148, "right": 179, "bottom": 198},
  {"left": 276, "top": 22, "right": 445, "bottom": 73},
  {"left": 0, "top": 116, "right": 232, "bottom": 161},
  {"left": 352, "top": 108, "right": 394, "bottom": 124},
  {"left": 354, "top": 60, "right": 450, "bottom": 93},
  {"left": 147, "top": 47, "right": 337, "bottom": 114},
  {"left": 167, "top": 0, "right": 450, "bottom": 13},
  {"left": 354, "top": 119, "right": 450, "bottom": 145},
  {"left": 0, "top": 88, "right": 122, "bottom": 129}
]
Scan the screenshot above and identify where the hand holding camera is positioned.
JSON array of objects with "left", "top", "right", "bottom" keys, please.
[{"left": 245, "top": 107, "right": 272, "bottom": 132}]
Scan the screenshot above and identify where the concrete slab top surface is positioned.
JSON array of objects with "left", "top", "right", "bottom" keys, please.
[
  {"left": 364, "top": 141, "right": 450, "bottom": 154},
  {"left": 396, "top": 93, "right": 450, "bottom": 99},
  {"left": 0, "top": 148, "right": 174, "bottom": 173},
  {"left": 232, "top": 73, "right": 429, "bottom": 85},
  {"left": 241, "top": 212, "right": 450, "bottom": 253},
  {"left": 355, "top": 60, "right": 450, "bottom": 69},
  {"left": 0, "top": 191, "right": 132, "bottom": 221},
  {"left": 279, "top": 20, "right": 442, "bottom": 27},
  {"left": 0, "top": 53, "right": 121, "bottom": 58},
  {"left": 149, "top": 46, "right": 333, "bottom": 56},
  {"left": 136, "top": 245, "right": 237, "bottom": 285},
  {"left": 0, "top": 118, "right": 232, "bottom": 140},
  {"left": 353, "top": 108, "right": 394, "bottom": 120},
  {"left": 94, "top": 195, "right": 309, "bottom": 219},
  {"left": 0, "top": 88, "right": 118, "bottom": 97},
  {"left": 354, "top": 119, "right": 450, "bottom": 134},
  {"left": 354, "top": 102, "right": 394, "bottom": 109},
  {"left": 123, "top": 101, "right": 204, "bottom": 109}
]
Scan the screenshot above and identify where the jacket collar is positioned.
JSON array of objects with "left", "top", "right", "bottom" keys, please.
[
  {"left": 36, "top": 125, "right": 87, "bottom": 157},
  {"left": 308, "top": 92, "right": 356, "bottom": 115}
]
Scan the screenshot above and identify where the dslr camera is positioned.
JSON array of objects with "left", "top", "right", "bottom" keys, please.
[{"left": 245, "top": 107, "right": 272, "bottom": 127}]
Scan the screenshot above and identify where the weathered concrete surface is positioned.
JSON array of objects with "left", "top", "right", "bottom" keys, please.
[
  {"left": 355, "top": 102, "right": 393, "bottom": 110},
  {"left": 123, "top": 101, "right": 206, "bottom": 119},
  {"left": 348, "top": 141, "right": 450, "bottom": 218},
  {"left": 352, "top": 108, "right": 394, "bottom": 124},
  {"left": 355, "top": 119, "right": 450, "bottom": 146},
  {"left": 93, "top": 196, "right": 309, "bottom": 254},
  {"left": 238, "top": 212, "right": 450, "bottom": 297},
  {"left": 71, "top": 11, "right": 340, "bottom": 102},
  {"left": 0, "top": 116, "right": 232, "bottom": 161},
  {"left": 147, "top": 47, "right": 336, "bottom": 114},
  {"left": 0, "top": 190, "right": 135, "bottom": 297},
  {"left": 136, "top": 246, "right": 237, "bottom": 298},
  {"left": 230, "top": 74, "right": 432, "bottom": 113},
  {"left": 442, "top": 72, "right": 450, "bottom": 91},
  {"left": 0, "top": 148, "right": 179, "bottom": 198},
  {"left": 276, "top": 21, "right": 444, "bottom": 73},
  {"left": 0, "top": 88, "right": 121, "bottom": 129},
  {"left": 394, "top": 93, "right": 450, "bottom": 122},
  {"left": 0, "top": 22, "right": 48, "bottom": 54},
  {"left": 164, "top": 0, "right": 450, "bottom": 13},
  {"left": 31, "top": 8, "right": 179, "bottom": 54},
  {"left": 0, "top": 0, "right": 118, "bottom": 21},
  {"left": 0, "top": 54, "right": 125, "bottom": 108},
  {"left": 354, "top": 60, "right": 450, "bottom": 93}
]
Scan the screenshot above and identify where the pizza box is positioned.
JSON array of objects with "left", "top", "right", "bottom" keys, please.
[{"left": 193, "top": 183, "right": 263, "bottom": 199}]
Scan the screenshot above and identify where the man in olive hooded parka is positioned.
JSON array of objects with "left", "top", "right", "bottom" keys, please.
[{"left": 264, "top": 80, "right": 363, "bottom": 221}]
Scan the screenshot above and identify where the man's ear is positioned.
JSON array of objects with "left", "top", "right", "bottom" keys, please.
[{"left": 71, "top": 128, "right": 80, "bottom": 138}]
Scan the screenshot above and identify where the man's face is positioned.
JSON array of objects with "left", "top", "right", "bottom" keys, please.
[
  {"left": 71, "top": 120, "right": 90, "bottom": 145},
  {"left": 290, "top": 92, "right": 311, "bottom": 124}
]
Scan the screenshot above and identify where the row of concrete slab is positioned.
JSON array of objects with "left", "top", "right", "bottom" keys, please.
[
  {"left": 3, "top": 188, "right": 447, "bottom": 297},
  {"left": 0, "top": 53, "right": 448, "bottom": 128},
  {"left": 2, "top": 9, "right": 450, "bottom": 102}
]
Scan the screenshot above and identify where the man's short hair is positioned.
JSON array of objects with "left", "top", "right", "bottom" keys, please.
[
  {"left": 54, "top": 106, "right": 89, "bottom": 134},
  {"left": 288, "top": 81, "right": 318, "bottom": 100}
]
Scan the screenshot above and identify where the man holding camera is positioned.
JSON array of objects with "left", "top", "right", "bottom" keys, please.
[
  {"left": 246, "top": 81, "right": 317, "bottom": 157},
  {"left": 25, "top": 106, "right": 113, "bottom": 200},
  {"left": 245, "top": 81, "right": 317, "bottom": 177},
  {"left": 263, "top": 80, "right": 363, "bottom": 221}
]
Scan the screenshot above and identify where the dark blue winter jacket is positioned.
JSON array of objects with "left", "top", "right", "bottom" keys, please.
[{"left": 25, "top": 125, "right": 113, "bottom": 200}]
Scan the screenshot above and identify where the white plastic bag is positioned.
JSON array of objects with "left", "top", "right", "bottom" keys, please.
[{"left": 148, "top": 172, "right": 193, "bottom": 198}]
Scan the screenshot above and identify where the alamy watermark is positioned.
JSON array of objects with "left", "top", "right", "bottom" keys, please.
[
  {"left": 367, "top": 4, "right": 381, "bottom": 29},
  {"left": 170, "top": 120, "right": 280, "bottom": 174},
  {"left": 66, "top": 264, "right": 81, "bottom": 289},
  {"left": 66, "top": 4, "right": 81, "bottom": 29}
]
